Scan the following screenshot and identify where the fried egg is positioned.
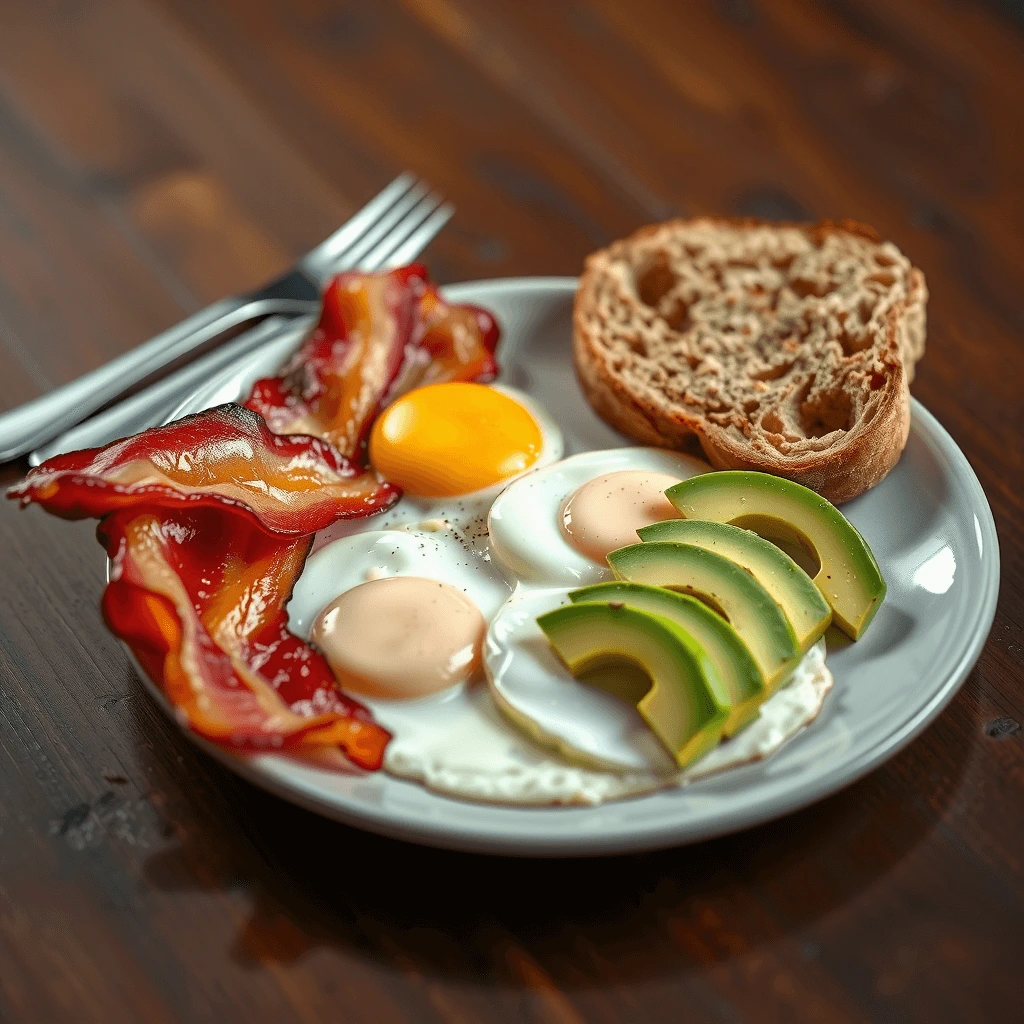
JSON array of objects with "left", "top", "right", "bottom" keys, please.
[
  {"left": 487, "top": 447, "right": 711, "bottom": 587},
  {"left": 486, "top": 587, "right": 833, "bottom": 777},
  {"left": 288, "top": 504, "right": 669, "bottom": 804}
]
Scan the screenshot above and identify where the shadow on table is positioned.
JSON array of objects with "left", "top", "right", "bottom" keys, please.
[{"left": 140, "top": 689, "right": 977, "bottom": 988}]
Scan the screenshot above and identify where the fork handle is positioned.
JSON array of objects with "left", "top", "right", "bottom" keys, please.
[
  {"left": 0, "top": 296, "right": 311, "bottom": 463},
  {"left": 27, "top": 315, "right": 314, "bottom": 465}
]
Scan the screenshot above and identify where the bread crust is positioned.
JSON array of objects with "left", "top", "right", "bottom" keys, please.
[{"left": 573, "top": 217, "right": 926, "bottom": 504}]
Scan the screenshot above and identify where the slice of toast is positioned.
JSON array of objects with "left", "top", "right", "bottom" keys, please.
[{"left": 573, "top": 217, "right": 927, "bottom": 503}]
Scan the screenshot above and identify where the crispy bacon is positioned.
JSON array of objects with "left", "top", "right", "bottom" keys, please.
[
  {"left": 99, "top": 508, "right": 390, "bottom": 767},
  {"left": 400, "top": 280, "right": 500, "bottom": 392},
  {"left": 8, "top": 404, "right": 399, "bottom": 533},
  {"left": 245, "top": 266, "right": 500, "bottom": 455},
  {"left": 10, "top": 402, "right": 397, "bottom": 768},
  {"left": 245, "top": 266, "right": 420, "bottom": 458}
]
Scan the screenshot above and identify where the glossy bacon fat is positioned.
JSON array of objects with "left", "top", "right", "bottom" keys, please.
[
  {"left": 7, "top": 265, "right": 501, "bottom": 773},
  {"left": 100, "top": 508, "right": 390, "bottom": 767},
  {"left": 8, "top": 404, "right": 400, "bottom": 533},
  {"left": 401, "top": 279, "right": 500, "bottom": 392}
]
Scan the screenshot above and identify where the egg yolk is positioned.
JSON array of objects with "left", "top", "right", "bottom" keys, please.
[
  {"left": 561, "top": 470, "right": 683, "bottom": 562},
  {"left": 312, "top": 576, "right": 486, "bottom": 700},
  {"left": 369, "top": 383, "right": 543, "bottom": 497}
]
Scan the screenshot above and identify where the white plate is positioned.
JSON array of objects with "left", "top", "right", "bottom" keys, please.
[{"left": 137, "top": 277, "right": 999, "bottom": 857}]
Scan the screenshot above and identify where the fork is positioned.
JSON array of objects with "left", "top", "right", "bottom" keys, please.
[
  {"left": 1, "top": 174, "right": 452, "bottom": 464},
  {"left": 28, "top": 184, "right": 454, "bottom": 464}
]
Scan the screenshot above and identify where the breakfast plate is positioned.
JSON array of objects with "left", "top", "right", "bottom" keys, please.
[{"left": 139, "top": 276, "right": 998, "bottom": 857}]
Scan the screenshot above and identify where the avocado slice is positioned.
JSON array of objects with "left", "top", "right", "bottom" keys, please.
[
  {"left": 569, "top": 582, "right": 766, "bottom": 736},
  {"left": 606, "top": 542, "right": 800, "bottom": 690},
  {"left": 636, "top": 519, "right": 832, "bottom": 653},
  {"left": 664, "top": 471, "right": 885, "bottom": 639},
  {"left": 536, "top": 602, "right": 729, "bottom": 768}
]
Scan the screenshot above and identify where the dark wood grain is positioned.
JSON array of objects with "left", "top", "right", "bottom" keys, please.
[{"left": 1, "top": 1, "right": 1022, "bottom": 1021}]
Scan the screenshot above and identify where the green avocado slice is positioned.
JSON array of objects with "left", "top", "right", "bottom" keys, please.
[
  {"left": 536, "top": 602, "right": 729, "bottom": 768},
  {"left": 569, "top": 582, "right": 766, "bottom": 736},
  {"left": 606, "top": 542, "right": 801, "bottom": 691},
  {"left": 636, "top": 519, "right": 832, "bottom": 653},
  {"left": 664, "top": 471, "right": 885, "bottom": 639}
]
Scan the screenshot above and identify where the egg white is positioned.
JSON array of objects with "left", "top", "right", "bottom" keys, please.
[
  {"left": 290, "top": 528, "right": 512, "bottom": 632},
  {"left": 364, "top": 682, "right": 670, "bottom": 806},
  {"left": 487, "top": 447, "right": 711, "bottom": 588}
]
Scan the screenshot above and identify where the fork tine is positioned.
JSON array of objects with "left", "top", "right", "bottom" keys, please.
[
  {"left": 357, "top": 192, "right": 445, "bottom": 271},
  {"left": 371, "top": 201, "right": 455, "bottom": 271},
  {"left": 332, "top": 182, "right": 430, "bottom": 270},
  {"left": 298, "top": 173, "right": 418, "bottom": 278}
]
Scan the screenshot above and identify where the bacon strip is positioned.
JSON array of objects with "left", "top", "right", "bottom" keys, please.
[
  {"left": 10, "top": 404, "right": 395, "bottom": 767},
  {"left": 400, "top": 280, "right": 499, "bottom": 392},
  {"left": 8, "top": 404, "right": 399, "bottom": 534},
  {"left": 245, "top": 266, "right": 420, "bottom": 458},
  {"left": 244, "top": 266, "right": 500, "bottom": 454},
  {"left": 99, "top": 508, "right": 390, "bottom": 767}
]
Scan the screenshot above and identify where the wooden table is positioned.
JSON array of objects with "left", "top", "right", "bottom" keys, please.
[{"left": 1, "top": 2, "right": 1022, "bottom": 1021}]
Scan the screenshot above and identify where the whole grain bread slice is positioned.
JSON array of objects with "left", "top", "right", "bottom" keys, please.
[{"left": 573, "top": 217, "right": 927, "bottom": 503}]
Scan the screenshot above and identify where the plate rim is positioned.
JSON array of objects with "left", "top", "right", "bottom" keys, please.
[{"left": 119, "top": 276, "right": 1000, "bottom": 857}]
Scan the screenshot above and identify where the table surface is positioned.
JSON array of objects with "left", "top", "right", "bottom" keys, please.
[{"left": 1, "top": 2, "right": 1022, "bottom": 1021}]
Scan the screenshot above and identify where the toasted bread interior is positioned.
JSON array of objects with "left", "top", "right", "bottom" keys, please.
[{"left": 574, "top": 218, "right": 926, "bottom": 502}]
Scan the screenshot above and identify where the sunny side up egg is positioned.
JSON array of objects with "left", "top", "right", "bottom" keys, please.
[
  {"left": 485, "top": 449, "right": 834, "bottom": 782},
  {"left": 287, "top": 383, "right": 834, "bottom": 806}
]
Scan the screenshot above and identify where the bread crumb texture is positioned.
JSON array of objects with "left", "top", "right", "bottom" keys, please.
[{"left": 574, "top": 218, "right": 927, "bottom": 502}]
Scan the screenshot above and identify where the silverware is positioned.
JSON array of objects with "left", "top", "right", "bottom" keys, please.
[
  {"left": 28, "top": 194, "right": 453, "bottom": 465},
  {"left": 1, "top": 174, "right": 452, "bottom": 463},
  {"left": 30, "top": 317, "right": 296, "bottom": 464}
]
